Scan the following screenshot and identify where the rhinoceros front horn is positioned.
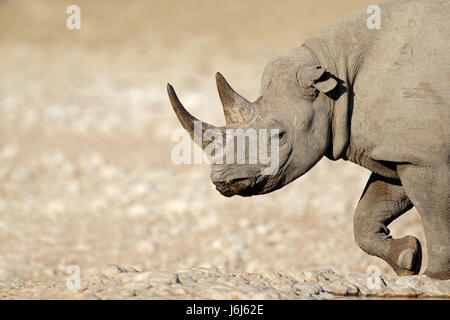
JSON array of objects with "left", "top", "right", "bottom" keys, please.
[
  {"left": 167, "top": 83, "right": 219, "bottom": 149},
  {"left": 215, "top": 72, "right": 254, "bottom": 125}
]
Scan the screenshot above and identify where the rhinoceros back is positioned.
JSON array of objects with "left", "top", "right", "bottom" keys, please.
[{"left": 345, "top": 0, "right": 449, "bottom": 164}]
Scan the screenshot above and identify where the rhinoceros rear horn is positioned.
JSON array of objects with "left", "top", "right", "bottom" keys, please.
[
  {"left": 215, "top": 72, "right": 254, "bottom": 125},
  {"left": 167, "top": 83, "right": 219, "bottom": 149}
]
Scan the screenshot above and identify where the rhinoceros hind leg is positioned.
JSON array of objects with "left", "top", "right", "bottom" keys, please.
[
  {"left": 353, "top": 173, "right": 422, "bottom": 275},
  {"left": 398, "top": 164, "right": 450, "bottom": 280}
]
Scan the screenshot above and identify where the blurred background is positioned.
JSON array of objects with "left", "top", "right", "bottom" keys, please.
[{"left": 0, "top": 0, "right": 425, "bottom": 281}]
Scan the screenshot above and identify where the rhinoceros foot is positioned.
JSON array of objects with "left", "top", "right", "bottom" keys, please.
[{"left": 386, "top": 236, "right": 422, "bottom": 276}]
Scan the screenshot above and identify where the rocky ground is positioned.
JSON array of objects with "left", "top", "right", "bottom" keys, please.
[
  {"left": 0, "top": 0, "right": 448, "bottom": 299},
  {"left": 2, "top": 265, "right": 450, "bottom": 299}
]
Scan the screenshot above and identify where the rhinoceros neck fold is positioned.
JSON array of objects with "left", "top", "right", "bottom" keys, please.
[{"left": 300, "top": 9, "right": 372, "bottom": 161}]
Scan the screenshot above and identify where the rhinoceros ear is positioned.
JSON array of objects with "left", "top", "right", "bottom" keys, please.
[
  {"left": 313, "top": 77, "right": 337, "bottom": 93},
  {"left": 297, "top": 65, "right": 337, "bottom": 93}
]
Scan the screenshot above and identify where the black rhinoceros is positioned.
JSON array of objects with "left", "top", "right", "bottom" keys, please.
[{"left": 167, "top": 0, "right": 450, "bottom": 279}]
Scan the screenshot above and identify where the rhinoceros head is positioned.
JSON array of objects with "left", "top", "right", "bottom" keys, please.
[{"left": 168, "top": 50, "right": 338, "bottom": 197}]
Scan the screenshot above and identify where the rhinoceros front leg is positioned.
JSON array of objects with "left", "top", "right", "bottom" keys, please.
[
  {"left": 353, "top": 172, "right": 422, "bottom": 276},
  {"left": 397, "top": 164, "right": 450, "bottom": 280}
]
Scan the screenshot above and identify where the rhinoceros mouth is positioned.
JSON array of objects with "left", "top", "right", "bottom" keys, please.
[{"left": 213, "top": 177, "right": 256, "bottom": 197}]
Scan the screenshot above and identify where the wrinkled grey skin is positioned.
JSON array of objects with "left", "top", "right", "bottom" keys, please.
[{"left": 168, "top": 0, "right": 450, "bottom": 279}]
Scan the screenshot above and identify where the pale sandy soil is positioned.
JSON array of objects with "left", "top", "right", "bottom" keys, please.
[{"left": 0, "top": 0, "right": 438, "bottom": 298}]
